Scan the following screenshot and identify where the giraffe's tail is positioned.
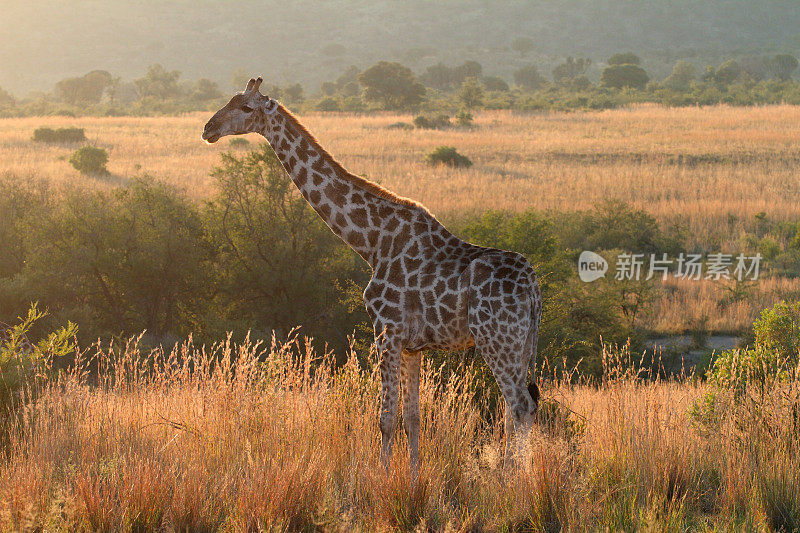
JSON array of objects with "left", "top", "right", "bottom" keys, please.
[{"left": 524, "top": 288, "right": 541, "bottom": 406}]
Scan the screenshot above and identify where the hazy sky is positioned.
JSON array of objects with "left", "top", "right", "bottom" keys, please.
[{"left": 2, "top": 0, "right": 798, "bottom": 95}]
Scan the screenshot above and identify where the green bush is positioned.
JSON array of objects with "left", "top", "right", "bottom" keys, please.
[
  {"left": 1, "top": 304, "right": 77, "bottom": 436},
  {"left": 600, "top": 64, "right": 649, "bottom": 89},
  {"left": 705, "top": 302, "right": 800, "bottom": 393},
  {"left": 316, "top": 97, "right": 341, "bottom": 111},
  {"left": 205, "top": 145, "right": 369, "bottom": 347},
  {"left": 386, "top": 121, "right": 414, "bottom": 130},
  {"left": 32, "top": 127, "right": 86, "bottom": 143},
  {"left": 69, "top": 145, "right": 108, "bottom": 174},
  {"left": 413, "top": 114, "right": 450, "bottom": 129},
  {"left": 425, "top": 146, "right": 472, "bottom": 168},
  {"left": 455, "top": 110, "right": 473, "bottom": 127},
  {"left": 12, "top": 178, "right": 207, "bottom": 343},
  {"left": 753, "top": 301, "right": 800, "bottom": 363}
]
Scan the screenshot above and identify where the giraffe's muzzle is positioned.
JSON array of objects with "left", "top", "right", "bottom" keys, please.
[{"left": 202, "top": 122, "right": 221, "bottom": 143}]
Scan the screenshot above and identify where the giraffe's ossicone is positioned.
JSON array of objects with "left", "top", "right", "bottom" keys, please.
[{"left": 203, "top": 77, "right": 542, "bottom": 475}]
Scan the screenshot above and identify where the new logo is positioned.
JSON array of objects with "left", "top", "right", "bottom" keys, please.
[{"left": 578, "top": 251, "right": 608, "bottom": 282}]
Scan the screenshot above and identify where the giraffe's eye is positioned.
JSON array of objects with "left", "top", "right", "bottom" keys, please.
[{"left": 241, "top": 105, "right": 254, "bottom": 113}]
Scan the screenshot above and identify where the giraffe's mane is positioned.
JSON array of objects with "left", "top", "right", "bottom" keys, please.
[{"left": 277, "top": 104, "right": 429, "bottom": 212}]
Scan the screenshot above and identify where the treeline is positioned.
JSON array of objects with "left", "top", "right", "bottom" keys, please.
[
  {"left": 1, "top": 52, "right": 799, "bottom": 117},
  {"left": 4, "top": 144, "right": 800, "bottom": 373}
]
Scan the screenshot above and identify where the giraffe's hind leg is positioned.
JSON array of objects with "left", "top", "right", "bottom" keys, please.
[
  {"left": 376, "top": 333, "right": 403, "bottom": 470},
  {"left": 401, "top": 350, "right": 422, "bottom": 481},
  {"left": 467, "top": 253, "right": 540, "bottom": 463}
]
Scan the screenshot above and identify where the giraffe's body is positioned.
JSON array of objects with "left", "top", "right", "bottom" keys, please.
[{"left": 203, "top": 78, "right": 542, "bottom": 474}]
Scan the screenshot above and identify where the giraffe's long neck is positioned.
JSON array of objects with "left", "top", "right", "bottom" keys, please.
[{"left": 258, "top": 105, "right": 413, "bottom": 268}]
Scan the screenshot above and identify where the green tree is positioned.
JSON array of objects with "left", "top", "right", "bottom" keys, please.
[
  {"left": 511, "top": 37, "right": 536, "bottom": 58},
  {"left": 420, "top": 63, "right": 454, "bottom": 90},
  {"left": 452, "top": 61, "right": 483, "bottom": 84},
  {"left": 607, "top": 52, "right": 641, "bottom": 66},
  {"left": 600, "top": 64, "right": 649, "bottom": 89},
  {"left": 334, "top": 65, "right": 362, "bottom": 96},
  {"left": 206, "top": 145, "right": 367, "bottom": 346},
  {"left": 713, "top": 59, "right": 741, "bottom": 86},
  {"left": 283, "top": 83, "right": 305, "bottom": 103},
  {"left": 552, "top": 57, "right": 590, "bottom": 83},
  {"left": 0, "top": 177, "right": 40, "bottom": 284},
  {"left": 458, "top": 77, "right": 484, "bottom": 109},
  {"left": 514, "top": 64, "right": 547, "bottom": 90},
  {"left": 565, "top": 200, "right": 678, "bottom": 255},
  {"left": 17, "top": 179, "right": 207, "bottom": 341},
  {"left": 358, "top": 61, "right": 425, "bottom": 109},
  {"left": 739, "top": 56, "right": 770, "bottom": 81},
  {"left": 663, "top": 60, "right": 696, "bottom": 91},
  {"left": 769, "top": 54, "right": 799, "bottom": 81},
  {"left": 482, "top": 76, "right": 509, "bottom": 92},
  {"left": 134, "top": 64, "right": 182, "bottom": 99},
  {"left": 190, "top": 78, "right": 223, "bottom": 102},
  {"left": 54, "top": 70, "right": 115, "bottom": 105}
]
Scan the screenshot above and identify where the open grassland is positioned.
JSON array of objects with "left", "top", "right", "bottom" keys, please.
[
  {"left": 2, "top": 105, "right": 800, "bottom": 250},
  {"left": 1, "top": 339, "right": 798, "bottom": 531},
  {"left": 2, "top": 105, "right": 798, "bottom": 336}
]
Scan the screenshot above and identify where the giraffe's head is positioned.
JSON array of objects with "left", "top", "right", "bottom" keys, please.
[{"left": 202, "top": 76, "right": 273, "bottom": 143}]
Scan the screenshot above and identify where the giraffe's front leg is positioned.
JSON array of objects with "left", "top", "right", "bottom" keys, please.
[
  {"left": 401, "top": 350, "right": 422, "bottom": 481},
  {"left": 377, "top": 335, "right": 402, "bottom": 470}
]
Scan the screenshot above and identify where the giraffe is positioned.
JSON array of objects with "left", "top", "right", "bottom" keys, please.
[{"left": 202, "top": 77, "right": 542, "bottom": 475}]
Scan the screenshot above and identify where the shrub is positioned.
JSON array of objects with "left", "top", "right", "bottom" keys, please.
[
  {"left": 482, "top": 76, "right": 509, "bottom": 92},
  {"left": 514, "top": 64, "right": 547, "bottom": 90},
  {"left": 552, "top": 57, "right": 591, "bottom": 83},
  {"left": 753, "top": 301, "right": 800, "bottom": 363},
  {"left": 316, "top": 97, "right": 340, "bottom": 111},
  {"left": 770, "top": 54, "right": 799, "bottom": 81},
  {"left": 664, "top": 61, "right": 696, "bottom": 91},
  {"left": 413, "top": 114, "right": 450, "bottom": 129},
  {"left": 705, "top": 302, "right": 800, "bottom": 393},
  {"left": 17, "top": 178, "right": 207, "bottom": 343},
  {"left": 32, "top": 127, "right": 86, "bottom": 143},
  {"left": 1, "top": 304, "right": 77, "bottom": 436},
  {"left": 458, "top": 77, "right": 484, "bottom": 108},
  {"left": 206, "top": 145, "right": 369, "bottom": 347},
  {"left": 425, "top": 146, "right": 472, "bottom": 168},
  {"left": 69, "top": 145, "right": 108, "bottom": 174},
  {"left": 455, "top": 110, "right": 473, "bottom": 127},
  {"left": 601, "top": 64, "right": 649, "bottom": 89}
]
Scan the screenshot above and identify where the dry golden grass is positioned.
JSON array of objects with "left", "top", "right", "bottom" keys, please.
[
  {"left": 647, "top": 276, "right": 800, "bottom": 334},
  {"left": 2, "top": 105, "right": 799, "bottom": 249},
  {"left": 1, "top": 338, "right": 798, "bottom": 531}
]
